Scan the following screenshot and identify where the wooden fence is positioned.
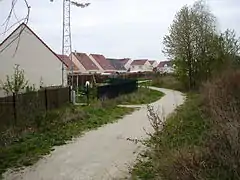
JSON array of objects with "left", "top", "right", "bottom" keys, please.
[{"left": 0, "top": 86, "right": 70, "bottom": 130}]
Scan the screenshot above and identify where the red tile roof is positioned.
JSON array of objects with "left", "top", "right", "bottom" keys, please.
[
  {"left": 57, "top": 54, "right": 79, "bottom": 71},
  {"left": 131, "top": 59, "right": 148, "bottom": 66},
  {"left": 157, "top": 61, "right": 172, "bottom": 67},
  {"left": 74, "top": 52, "right": 99, "bottom": 70},
  {"left": 90, "top": 54, "right": 115, "bottom": 70}
]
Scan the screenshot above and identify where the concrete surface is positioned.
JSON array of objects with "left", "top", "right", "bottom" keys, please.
[{"left": 3, "top": 87, "right": 185, "bottom": 180}]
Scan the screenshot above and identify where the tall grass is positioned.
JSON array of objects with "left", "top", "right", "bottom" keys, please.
[
  {"left": 131, "top": 70, "right": 240, "bottom": 180},
  {"left": 202, "top": 70, "right": 240, "bottom": 179},
  {"left": 151, "top": 74, "right": 185, "bottom": 92},
  {"left": 0, "top": 98, "right": 134, "bottom": 177},
  {"left": 114, "top": 87, "right": 164, "bottom": 105},
  {"left": 131, "top": 94, "right": 209, "bottom": 180}
]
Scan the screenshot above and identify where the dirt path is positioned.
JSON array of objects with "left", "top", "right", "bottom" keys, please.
[{"left": 3, "top": 87, "right": 185, "bottom": 180}]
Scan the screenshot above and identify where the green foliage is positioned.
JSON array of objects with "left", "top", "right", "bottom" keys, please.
[
  {"left": 131, "top": 94, "right": 210, "bottom": 180},
  {"left": 132, "top": 71, "right": 240, "bottom": 180},
  {"left": 0, "top": 64, "right": 28, "bottom": 95},
  {"left": 151, "top": 74, "right": 185, "bottom": 92},
  {"left": 0, "top": 103, "right": 134, "bottom": 177},
  {"left": 114, "top": 87, "right": 164, "bottom": 105},
  {"left": 163, "top": 0, "right": 240, "bottom": 90}
]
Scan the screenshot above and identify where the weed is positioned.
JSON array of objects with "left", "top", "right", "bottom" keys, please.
[
  {"left": 114, "top": 87, "right": 164, "bottom": 105},
  {"left": 0, "top": 102, "right": 134, "bottom": 177},
  {"left": 151, "top": 74, "right": 185, "bottom": 92},
  {"left": 131, "top": 94, "right": 209, "bottom": 180},
  {"left": 131, "top": 70, "right": 240, "bottom": 180}
]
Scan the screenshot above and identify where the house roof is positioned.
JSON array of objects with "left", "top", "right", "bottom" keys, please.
[
  {"left": 74, "top": 52, "right": 99, "bottom": 70},
  {"left": 149, "top": 60, "right": 156, "bottom": 65},
  {"left": 106, "top": 58, "right": 126, "bottom": 71},
  {"left": 158, "top": 61, "right": 172, "bottom": 67},
  {"left": 90, "top": 54, "right": 115, "bottom": 70},
  {"left": 119, "top": 58, "right": 131, "bottom": 65},
  {"left": 131, "top": 59, "right": 148, "bottom": 66},
  {"left": 0, "top": 23, "right": 66, "bottom": 67},
  {"left": 57, "top": 54, "right": 79, "bottom": 71}
]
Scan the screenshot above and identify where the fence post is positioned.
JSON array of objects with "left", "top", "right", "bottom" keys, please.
[
  {"left": 13, "top": 92, "right": 17, "bottom": 123},
  {"left": 69, "top": 86, "right": 71, "bottom": 102},
  {"left": 45, "top": 88, "right": 48, "bottom": 111}
]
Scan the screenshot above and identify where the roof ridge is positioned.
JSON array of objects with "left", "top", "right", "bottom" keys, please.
[{"left": 0, "top": 23, "right": 64, "bottom": 66}]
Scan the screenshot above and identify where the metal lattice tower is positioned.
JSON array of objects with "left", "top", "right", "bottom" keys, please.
[
  {"left": 61, "top": 0, "right": 90, "bottom": 87},
  {"left": 62, "top": 0, "right": 72, "bottom": 86}
]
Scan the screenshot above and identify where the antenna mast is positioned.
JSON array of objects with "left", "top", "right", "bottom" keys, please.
[
  {"left": 61, "top": 0, "right": 90, "bottom": 87},
  {"left": 62, "top": 0, "right": 72, "bottom": 86}
]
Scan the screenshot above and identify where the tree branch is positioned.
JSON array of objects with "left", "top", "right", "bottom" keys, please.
[{"left": 0, "top": 0, "right": 30, "bottom": 55}]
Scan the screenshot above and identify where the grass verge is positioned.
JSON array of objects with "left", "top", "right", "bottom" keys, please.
[
  {"left": 144, "top": 74, "right": 185, "bottom": 92},
  {"left": 0, "top": 102, "right": 134, "bottom": 177},
  {"left": 114, "top": 87, "right": 164, "bottom": 105},
  {"left": 131, "top": 93, "right": 210, "bottom": 180}
]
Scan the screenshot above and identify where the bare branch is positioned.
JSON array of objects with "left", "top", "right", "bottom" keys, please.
[{"left": 0, "top": 0, "right": 30, "bottom": 55}]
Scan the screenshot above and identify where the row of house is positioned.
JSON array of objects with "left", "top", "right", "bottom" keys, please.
[
  {"left": 58, "top": 53, "right": 173, "bottom": 74},
  {"left": 0, "top": 23, "right": 173, "bottom": 96},
  {"left": 58, "top": 48, "right": 173, "bottom": 75}
]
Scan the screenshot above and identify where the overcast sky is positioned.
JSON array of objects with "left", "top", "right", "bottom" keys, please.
[{"left": 0, "top": 0, "right": 240, "bottom": 60}]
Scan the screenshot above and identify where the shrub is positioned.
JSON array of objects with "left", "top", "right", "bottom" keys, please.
[
  {"left": 131, "top": 94, "right": 209, "bottom": 180},
  {"left": 202, "top": 70, "right": 240, "bottom": 179}
]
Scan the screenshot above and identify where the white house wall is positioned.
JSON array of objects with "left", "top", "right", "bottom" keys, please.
[
  {"left": 144, "top": 61, "right": 152, "bottom": 71},
  {"left": 130, "top": 61, "right": 152, "bottom": 72},
  {"left": 158, "top": 67, "right": 174, "bottom": 74},
  {"left": 152, "top": 61, "right": 158, "bottom": 68},
  {"left": 124, "top": 59, "right": 132, "bottom": 70},
  {"left": 0, "top": 25, "right": 67, "bottom": 94}
]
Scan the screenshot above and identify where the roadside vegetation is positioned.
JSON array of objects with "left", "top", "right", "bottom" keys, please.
[
  {"left": 132, "top": 70, "right": 240, "bottom": 180},
  {"left": 131, "top": 93, "right": 208, "bottom": 179},
  {"left": 148, "top": 74, "right": 184, "bottom": 92},
  {"left": 130, "top": 0, "right": 240, "bottom": 179},
  {"left": 0, "top": 100, "right": 133, "bottom": 177},
  {"left": 114, "top": 87, "right": 164, "bottom": 105},
  {"left": 0, "top": 85, "right": 164, "bottom": 177}
]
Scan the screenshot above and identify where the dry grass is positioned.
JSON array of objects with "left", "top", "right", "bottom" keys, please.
[
  {"left": 0, "top": 99, "right": 134, "bottom": 177},
  {"left": 151, "top": 74, "right": 185, "bottom": 92},
  {"left": 202, "top": 70, "right": 240, "bottom": 179},
  {"left": 131, "top": 70, "right": 240, "bottom": 180},
  {"left": 114, "top": 87, "right": 164, "bottom": 105},
  {"left": 131, "top": 94, "right": 209, "bottom": 180}
]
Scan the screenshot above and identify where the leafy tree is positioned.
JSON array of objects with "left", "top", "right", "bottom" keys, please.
[
  {"left": 163, "top": 0, "right": 217, "bottom": 89},
  {"left": 219, "top": 29, "right": 240, "bottom": 66},
  {"left": 162, "top": 0, "right": 240, "bottom": 90},
  {"left": 0, "top": 64, "right": 28, "bottom": 95}
]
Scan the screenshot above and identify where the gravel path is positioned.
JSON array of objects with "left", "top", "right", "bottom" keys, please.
[{"left": 3, "top": 87, "right": 185, "bottom": 180}]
